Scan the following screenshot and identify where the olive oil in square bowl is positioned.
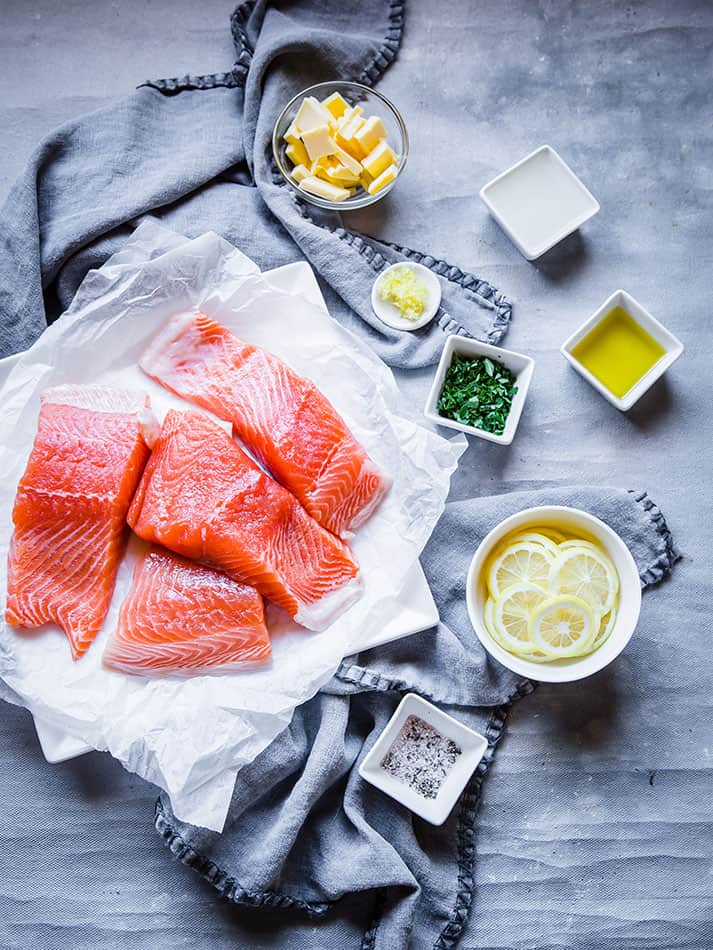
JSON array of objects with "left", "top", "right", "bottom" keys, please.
[{"left": 561, "top": 290, "right": 684, "bottom": 411}]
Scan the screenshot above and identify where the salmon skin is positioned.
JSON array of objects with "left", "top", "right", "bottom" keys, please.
[
  {"left": 103, "top": 546, "right": 271, "bottom": 676},
  {"left": 5, "top": 386, "right": 154, "bottom": 660},
  {"left": 140, "top": 312, "right": 391, "bottom": 538},
  {"left": 127, "top": 409, "right": 362, "bottom": 631}
]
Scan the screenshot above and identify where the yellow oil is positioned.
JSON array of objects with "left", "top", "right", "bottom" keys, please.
[{"left": 571, "top": 306, "right": 666, "bottom": 398}]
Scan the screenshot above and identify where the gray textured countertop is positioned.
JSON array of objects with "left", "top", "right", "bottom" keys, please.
[{"left": 1, "top": 1, "right": 712, "bottom": 948}]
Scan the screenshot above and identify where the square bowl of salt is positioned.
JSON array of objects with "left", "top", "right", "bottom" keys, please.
[{"left": 358, "top": 693, "right": 488, "bottom": 825}]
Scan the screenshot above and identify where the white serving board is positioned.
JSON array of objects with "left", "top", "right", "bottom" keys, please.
[{"left": 1, "top": 259, "right": 439, "bottom": 766}]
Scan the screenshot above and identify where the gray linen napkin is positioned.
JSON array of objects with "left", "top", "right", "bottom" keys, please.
[
  {"left": 0, "top": 0, "right": 510, "bottom": 367},
  {"left": 155, "top": 487, "right": 676, "bottom": 950}
]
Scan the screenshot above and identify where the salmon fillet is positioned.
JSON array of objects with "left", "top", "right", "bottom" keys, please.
[
  {"left": 103, "top": 546, "right": 271, "bottom": 676},
  {"left": 127, "top": 410, "right": 362, "bottom": 631},
  {"left": 140, "top": 313, "right": 391, "bottom": 538},
  {"left": 5, "top": 386, "right": 153, "bottom": 659}
]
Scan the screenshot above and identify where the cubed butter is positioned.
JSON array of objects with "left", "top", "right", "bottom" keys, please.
[
  {"left": 285, "top": 139, "right": 309, "bottom": 167},
  {"left": 336, "top": 114, "right": 366, "bottom": 156},
  {"left": 283, "top": 121, "right": 302, "bottom": 147},
  {"left": 301, "top": 124, "right": 337, "bottom": 163},
  {"left": 367, "top": 163, "right": 398, "bottom": 195},
  {"left": 332, "top": 144, "right": 363, "bottom": 176},
  {"left": 312, "top": 157, "right": 340, "bottom": 182},
  {"left": 322, "top": 92, "right": 349, "bottom": 119},
  {"left": 354, "top": 116, "right": 387, "bottom": 155},
  {"left": 362, "top": 141, "right": 397, "bottom": 178},
  {"left": 291, "top": 163, "right": 310, "bottom": 183},
  {"left": 298, "top": 176, "right": 351, "bottom": 202},
  {"left": 293, "top": 96, "right": 332, "bottom": 133},
  {"left": 326, "top": 164, "right": 360, "bottom": 185}
]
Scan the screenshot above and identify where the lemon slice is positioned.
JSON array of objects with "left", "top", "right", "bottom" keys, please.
[
  {"left": 487, "top": 542, "right": 554, "bottom": 598},
  {"left": 506, "top": 531, "right": 559, "bottom": 557},
  {"left": 492, "top": 582, "right": 548, "bottom": 652},
  {"left": 590, "top": 601, "right": 618, "bottom": 651},
  {"left": 533, "top": 526, "right": 568, "bottom": 544},
  {"left": 557, "top": 539, "right": 604, "bottom": 555},
  {"left": 483, "top": 597, "right": 549, "bottom": 661},
  {"left": 529, "top": 596, "right": 598, "bottom": 658},
  {"left": 549, "top": 547, "right": 619, "bottom": 614}
]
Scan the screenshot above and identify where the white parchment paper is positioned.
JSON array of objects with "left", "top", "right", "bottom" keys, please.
[{"left": 0, "top": 221, "right": 464, "bottom": 831}]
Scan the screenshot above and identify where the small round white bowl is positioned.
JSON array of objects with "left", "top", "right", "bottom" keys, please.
[
  {"left": 466, "top": 506, "right": 641, "bottom": 683},
  {"left": 371, "top": 262, "right": 442, "bottom": 331}
]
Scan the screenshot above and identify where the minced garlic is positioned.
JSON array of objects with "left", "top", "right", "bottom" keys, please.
[{"left": 377, "top": 265, "right": 429, "bottom": 321}]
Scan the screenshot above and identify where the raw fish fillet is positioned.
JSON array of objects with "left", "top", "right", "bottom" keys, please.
[
  {"left": 5, "top": 386, "right": 154, "bottom": 659},
  {"left": 127, "top": 410, "right": 362, "bottom": 630},
  {"left": 103, "top": 547, "right": 271, "bottom": 676},
  {"left": 140, "top": 312, "right": 391, "bottom": 538}
]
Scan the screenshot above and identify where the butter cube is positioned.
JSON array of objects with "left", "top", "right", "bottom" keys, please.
[
  {"left": 367, "top": 163, "right": 398, "bottom": 195},
  {"left": 301, "top": 124, "right": 337, "bottom": 163},
  {"left": 311, "top": 157, "right": 340, "bottom": 182},
  {"left": 293, "top": 96, "right": 333, "bottom": 134},
  {"left": 322, "top": 92, "right": 349, "bottom": 119},
  {"left": 291, "top": 163, "right": 310, "bottom": 183},
  {"left": 326, "top": 163, "right": 360, "bottom": 185},
  {"left": 362, "top": 141, "right": 397, "bottom": 178},
  {"left": 336, "top": 114, "right": 366, "bottom": 157},
  {"left": 283, "top": 122, "right": 302, "bottom": 147},
  {"left": 354, "top": 116, "right": 387, "bottom": 155},
  {"left": 332, "top": 144, "right": 363, "bottom": 176},
  {"left": 285, "top": 139, "right": 309, "bottom": 167},
  {"left": 298, "top": 176, "right": 351, "bottom": 202}
]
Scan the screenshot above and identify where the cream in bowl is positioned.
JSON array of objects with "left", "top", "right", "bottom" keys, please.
[{"left": 466, "top": 506, "right": 641, "bottom": 683}]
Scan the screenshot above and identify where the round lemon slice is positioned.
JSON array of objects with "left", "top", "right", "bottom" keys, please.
[
  {"left": 506, "top": 531, "right": 559, "bottom": 557},
  {"left": 487, "top": 542, "right": 554, "bottom": 598},
  {"left": 492, "top": 582, "right": 548, "bottom": 652},
  {"left": 534, "top": 527, "right": 568, "bottom": 544},
  {"left": 529, "top": 596, "right": 598, "bottom": 658},
  {"left": 557, "top": 539, "right": 605, "bottom": 555},
  {"left": 549, "top": 547, "right": 619, "bottom": 614}
]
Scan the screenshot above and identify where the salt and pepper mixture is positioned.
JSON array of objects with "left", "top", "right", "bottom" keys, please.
[{"left": 380, "top": 714, "right": 462, "bottom": 800}]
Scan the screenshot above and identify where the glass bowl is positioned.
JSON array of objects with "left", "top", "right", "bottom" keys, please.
[{"left": 272, "top": 80, "right": 409, "bottom": 211}]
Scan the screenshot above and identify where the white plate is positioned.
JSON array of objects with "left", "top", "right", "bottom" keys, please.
[{"left": 371, "top": 262, "right": 442, "bottom": 331}]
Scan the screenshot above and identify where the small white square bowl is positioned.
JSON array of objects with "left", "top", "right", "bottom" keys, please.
[
  {"left": 358, "top": 693, "right": 488, "bottom": 825},
  {"left": 561, "top": 289, "right": 684, "bottom": 411},
  {"left": 424, "top": 335, "right": 535, "bottom": 445},
  {"left": 480, "top": 145, "right": 600, "bottom": 260}
]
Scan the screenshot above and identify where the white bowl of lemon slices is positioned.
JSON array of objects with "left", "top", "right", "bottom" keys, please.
[{"left": 466, "top": 506, "right": 641, "bottom": 683}]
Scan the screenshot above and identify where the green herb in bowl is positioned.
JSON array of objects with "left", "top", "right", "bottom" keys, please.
[{"left": 437, "top": 355, "right": 518, "bottom": 436}]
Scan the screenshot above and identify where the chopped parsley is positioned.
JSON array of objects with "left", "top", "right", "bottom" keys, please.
[{"left": 437, "top": 354, "right": 517, "bottom": 435}]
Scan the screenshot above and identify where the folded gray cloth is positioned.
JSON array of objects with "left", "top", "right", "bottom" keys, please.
[
  {"left": 0, "top": 0, "right": 510, "bottom": 367},
  {"left": 0, "top": 2, "right": 679, "bottom": 949},
  {"left": 156, "top": 487, "right": 676, "bottom": 949}
]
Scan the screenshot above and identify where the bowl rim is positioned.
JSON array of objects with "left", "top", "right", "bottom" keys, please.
[
  {"left": 271, "top": 79, "right": 409, "bottom": 211},
  {"left": 423, "top": 333, "right": 535, "bottom": 445},
  {"left": 465, "top": 505, "right": 642, "bottom": 683}
]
